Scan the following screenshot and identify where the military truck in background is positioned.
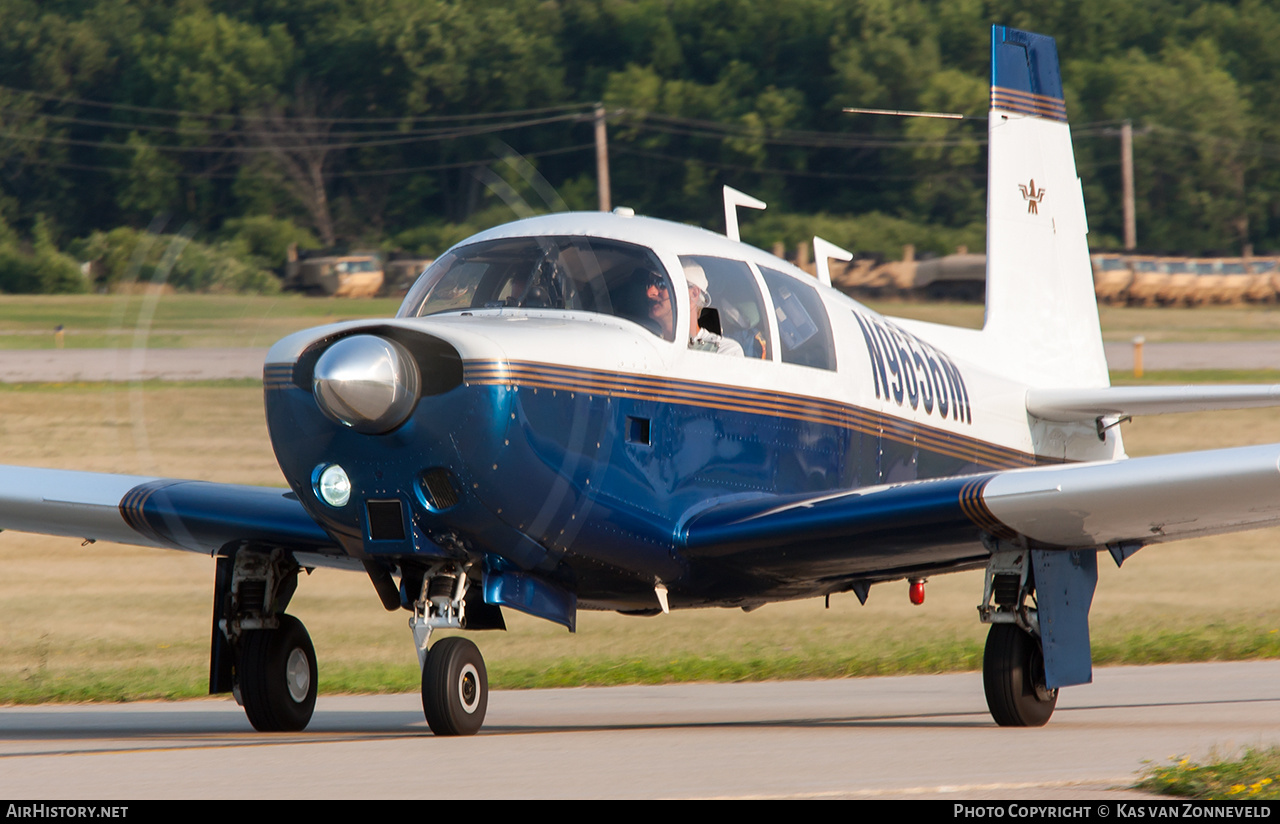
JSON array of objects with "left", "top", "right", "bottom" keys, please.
[
  {"left": 280, "top": 247, "right": 434, "bottom": 298},
  {"left": 383, "top": 255, "right": 434, "bottom": 298},
  {"left": 283, "top": 250, "right": 385, "bottom": 297},
  {"left": 783, "top": 239, "right": 1280, "bottom": 306},
  {"left": 1088, "top": 253, "right": 1278, "bottom": 306},
  {"left": 786, "top": 242, "right": 990, "bottom": 302}
]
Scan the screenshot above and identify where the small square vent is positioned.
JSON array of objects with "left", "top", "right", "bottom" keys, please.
[{"left": 366, "top": 499, "right": 406, "bottom": 541}]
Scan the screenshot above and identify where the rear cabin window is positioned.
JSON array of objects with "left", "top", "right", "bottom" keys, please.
[
  {"left": 758, "top": 266, "right": 837, "bottom": 371},
  {"left": 678, "top": 255, "right": 772, "bottom": 360},
  {"left": 397, "top": 236, "right": 678, "bottom": 342}
]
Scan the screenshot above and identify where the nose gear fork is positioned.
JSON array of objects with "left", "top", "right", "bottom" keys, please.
[
  {"left": 406, "top": 563, "right": 488, "bottom": 735},
  {"left": 409, "top": 563, "right": 471, "bottom": 668}
]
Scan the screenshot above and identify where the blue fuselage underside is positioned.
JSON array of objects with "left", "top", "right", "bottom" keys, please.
[{"left": 266, "top": 359, "right": 1039, "bottom": 610}]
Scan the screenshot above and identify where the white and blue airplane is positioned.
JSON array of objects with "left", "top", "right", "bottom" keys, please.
[{"left": 4, "top": 26, "right": 1280, "bottom": 735}]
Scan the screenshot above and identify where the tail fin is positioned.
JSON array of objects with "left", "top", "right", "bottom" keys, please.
[{"left": 984, "top": 26, "right": 1108, "bottom": 389}]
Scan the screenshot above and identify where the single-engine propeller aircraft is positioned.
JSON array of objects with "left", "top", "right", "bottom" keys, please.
[{"left": 6, "top": 26, "right": 1280, "bottom": 735}]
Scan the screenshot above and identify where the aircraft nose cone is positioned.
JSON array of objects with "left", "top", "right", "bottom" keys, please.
[{"left": 312, "top": 334, "right": 420, "bottom": 434}]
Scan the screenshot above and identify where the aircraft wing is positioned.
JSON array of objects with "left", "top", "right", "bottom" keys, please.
[
  {"left": 0, "top": 465, "right": 347, "bottom": 567},
  {"left": 681, "top": 443, "right": 1280, "bottom": 564},
  {"left": 1026, "top": 385, "right": 1280, "bottom": 421}
]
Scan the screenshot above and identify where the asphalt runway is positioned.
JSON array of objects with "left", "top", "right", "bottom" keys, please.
[{"left": 2, "top": 661, "right": 1276, "bottom": 799}]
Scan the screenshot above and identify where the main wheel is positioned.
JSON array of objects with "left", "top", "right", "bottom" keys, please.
[
  {"left": 422, "top": 636, "right": 488, "bottom": 736},
  {"left": 983, "top": 623, "right": 1057, "bottom": 727},
  {"left": 239, "top": 614, "right": 318, "bottom": 732}
]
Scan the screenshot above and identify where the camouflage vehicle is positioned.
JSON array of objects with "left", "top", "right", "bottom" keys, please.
[
  {"left": 284, "top": 252, "right": 384, "bottom": 297},
  {"left": 1090, "top": 254, "right": 1131, "bottom": 304},
  {"left": 846, "top": 246, "right": 987, "bottom": 302},
  {"left": 1156, "top": 258, "right": 1197, "bottom": 305},
  {"left": 382, "top": 257, "right": 434, "bottom": 298},
  {"left": 1121, "top": 256, "right": 1169, "bottom": 306}
]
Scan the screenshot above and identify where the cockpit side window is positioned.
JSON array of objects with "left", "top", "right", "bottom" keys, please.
[
  {"left": 758, "top": 266, "right": 837, "bottom": 371},
  {"left": 678, "top": 255, "right": 772, "bottom": 359},
  {"left": 397, "top": 236, "right": 677, "bottom": 342}
]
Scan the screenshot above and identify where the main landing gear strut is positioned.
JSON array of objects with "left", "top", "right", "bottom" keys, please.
[
  {"left": 239, "top": 613, "right": 318, "bottom": 731},
  {"left": 211, "top": 553, "right": 494, "bottom": 735},
  {"left": 978, "top": 548, "right": 1058, "bottom": 726},
  {"left": 211, "top": 549, "right": 319, "bottom": 732}
]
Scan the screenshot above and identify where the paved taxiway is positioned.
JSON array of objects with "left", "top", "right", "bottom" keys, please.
[
  {"left": 2, "top": 660, "right": 1276, "bottom": 799},
  {"left": 1, "top": 344, "right": 1275, "bottom": 799}
]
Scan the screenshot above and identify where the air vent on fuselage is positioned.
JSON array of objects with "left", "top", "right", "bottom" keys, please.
[
  {"left": 627, "top": 416, "right": 651, "bottom": 445},
  {"left": 366, "top": 499, "right": 407, "bottom": 541},
  {"left": 420, "top": 468, "right": 459, "bottom": 510}
]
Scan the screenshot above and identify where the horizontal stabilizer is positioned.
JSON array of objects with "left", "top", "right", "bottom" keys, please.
[{"left": 1026, "top": 385, "right": 1280, "bottom": 421}]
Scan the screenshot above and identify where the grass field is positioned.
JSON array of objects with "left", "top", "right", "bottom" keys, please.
[
  {"left": 1, "top": 294, "right": 1279, "bottom": 704},
  {"left": 0, "top": 375, "right": 1278, "bottom": 702},
  {"left": 0, "top": 294, "right": 400, "bottom": 350},
  {"left": 0, "top": 293, "right": 1279, "bottom": 348}
]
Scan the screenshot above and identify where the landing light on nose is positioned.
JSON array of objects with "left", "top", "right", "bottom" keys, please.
[
  {"left": 312, "top": 335, "right": 421, "bottom": 434},
  {"left": 316, "top": 463, "right": 351, "bottom": 507}
]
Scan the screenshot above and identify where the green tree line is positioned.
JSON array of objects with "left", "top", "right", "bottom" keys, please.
[{"left": 0, "top": 0, "right": 1277, "bottom": 292}]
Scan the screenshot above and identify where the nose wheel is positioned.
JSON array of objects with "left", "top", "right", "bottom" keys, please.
[
  {"left": 421, "top": 637, "right": 488, "bottom": 736},
  {"left": 982, "top": 623, "right": 1057, "bottom": 727},
  {"left": 238, "top": 614, "right": 318, "bottom": 732}
]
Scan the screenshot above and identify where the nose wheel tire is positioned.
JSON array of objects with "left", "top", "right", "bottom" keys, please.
[
  {"left": 422, "top": 637, "right": 488, "bottom": 736},
  {"left": 239, "top": 614, "right": 318, "bottom": 732},
  {"left": 982, "top": 623, "right": 1057, "bottom": 727}
]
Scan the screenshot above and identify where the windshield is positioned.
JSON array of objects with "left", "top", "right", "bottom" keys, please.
[{"left": 397, "top": 236, "right": 677, "bottom": 341}]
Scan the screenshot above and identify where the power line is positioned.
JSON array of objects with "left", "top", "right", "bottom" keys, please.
[
  {"left": 0, "top": 112, "right": 587, "bottom": 154},
  {"left": 612, "top": 145, "right": 987, "bottom": 181},
  {"left": 10, "top": 142, "right": 595, "bottom": 179},
  {"left": 0, "top": 84, "right": 594, "bottom": 124}
]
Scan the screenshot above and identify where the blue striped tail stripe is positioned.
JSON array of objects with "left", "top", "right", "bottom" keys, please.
[{"left": 990, "top": 86, "right": 1067, "bottom": 122}]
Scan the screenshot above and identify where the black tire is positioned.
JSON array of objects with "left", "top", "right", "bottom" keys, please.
[
  {"left": 239, "top": 614, "right": 317, "bottom": 732},
  {"left": 982, "top": 623, "right": 1057, "bottom": 727},
  {"left": 422, "top": 637, "right": 488, "bottom": 736}
]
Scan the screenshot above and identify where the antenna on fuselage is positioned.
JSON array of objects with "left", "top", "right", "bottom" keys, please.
[
  {"left": 813, "top": 236, "right": 853, "bottom": 287},
  {"left": 723, "top": 185, "right": 766, "bottom": 242}
]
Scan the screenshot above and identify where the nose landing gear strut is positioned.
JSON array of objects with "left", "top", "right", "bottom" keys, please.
[{"left": 410, "top": 564, "right": 490, "bottom": 735}]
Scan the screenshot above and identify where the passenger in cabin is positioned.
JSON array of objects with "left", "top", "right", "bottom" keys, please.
[
  {"left": 684, "top": 262, "right": 744, "bottom": 357},
  {"left": 644, "top": 269, "right": 675, "bottom": 339}
]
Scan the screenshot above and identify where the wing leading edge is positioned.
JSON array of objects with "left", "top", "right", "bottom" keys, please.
[{"left": 0, "top": 465, "right": 342, "bottom": 564}]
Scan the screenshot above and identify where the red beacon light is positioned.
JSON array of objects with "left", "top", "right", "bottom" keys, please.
[{"left": 908, "top": 578, "right": 926, "bottom": 605}]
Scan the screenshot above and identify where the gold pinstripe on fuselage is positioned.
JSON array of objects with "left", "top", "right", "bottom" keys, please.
[{"left": 463, "top": 359, "right": 1044, "bottom": 471}]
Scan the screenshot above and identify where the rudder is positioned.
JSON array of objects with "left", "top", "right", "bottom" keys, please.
[{"left": 984, "top": 26, "right": 1108, "bottom": 390}]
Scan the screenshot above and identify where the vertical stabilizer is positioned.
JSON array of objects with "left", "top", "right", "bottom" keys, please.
[{"left": 984, "top": 26, "right": 1108, "bottom": 389}]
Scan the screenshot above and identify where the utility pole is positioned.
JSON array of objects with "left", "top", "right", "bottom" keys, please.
[
  {"left": 594, "top": 103, "right": 611, "bottom": 212},
  {"left": 1121, "top": 120, "right": 1136, "bottom": 250}
]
